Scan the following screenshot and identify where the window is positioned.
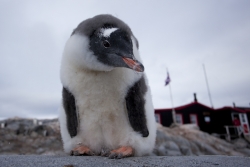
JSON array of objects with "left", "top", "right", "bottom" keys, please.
[
  {"left": 190, "top": 114, "right": 198, "bottom": 125},
  {"left": 155, "top": 113, "right": 161, "bottom": 123},
  {"left": 240, "top": 113, "right": 246, "bottom": 123},
  {"left": 204, "top": 116, "right": 210, "bottom": 123},
  {"left": 176, "top": 114, "right": 183, "bottom": 124}
]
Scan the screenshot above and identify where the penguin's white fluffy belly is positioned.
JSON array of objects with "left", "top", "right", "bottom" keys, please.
[
  {"left": 77, "top": 93, "right": 131, "bottom": 152},
  {"left": 73, "top": 71, "right": 134, "bottom": 153}
]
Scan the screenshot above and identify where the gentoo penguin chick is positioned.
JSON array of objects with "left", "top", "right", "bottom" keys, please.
[{"left": 59, "top": 14, "right": 156, "bottom": 159}]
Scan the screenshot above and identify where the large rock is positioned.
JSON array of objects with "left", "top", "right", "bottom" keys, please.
[{"left": 155, "top": 123, "right": 250, "bottom": 156}]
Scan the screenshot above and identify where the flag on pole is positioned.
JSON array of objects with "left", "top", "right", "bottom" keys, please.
[{"left": 165, "top": 71, "right": 171, "bottom": 86}]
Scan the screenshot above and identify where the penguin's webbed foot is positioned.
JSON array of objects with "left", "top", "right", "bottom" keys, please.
[
  {"left": 108, "top": 146, "right": 134, "bottom": 159},
  {"left": 70, "top": 145, "right": 94, "bottom": 156}
]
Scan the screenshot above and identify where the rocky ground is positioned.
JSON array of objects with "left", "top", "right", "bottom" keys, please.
[
  {"left": 0, "top": 118, "right": 63, "bottom": 155},
  {"left": 0, "top": 117, "right": 250, "bottom": 156}
]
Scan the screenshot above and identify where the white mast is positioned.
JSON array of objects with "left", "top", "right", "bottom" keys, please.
[
  {"left": 203, "top": 64, "right": 214, "bottom": 108},
  {"left": 166, "top": 68, "right": 176, "bottom": 124}
]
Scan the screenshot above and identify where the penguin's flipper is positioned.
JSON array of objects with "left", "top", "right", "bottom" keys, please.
[
  {"left": 62, "top": 87, "right": 78, "bottom": 138},
  {"left": 109, "top": 146, "right": 134, "bottom": 159},
  {"left": 125, "top": 76, "right": 149, "bottom": 137},
  {"left": 71, "top": 145, "right": 94, "bottom": 156}
]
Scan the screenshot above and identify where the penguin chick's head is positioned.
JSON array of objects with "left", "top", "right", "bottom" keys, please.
[{"left": 64, "top": 14, "right": 144, "bottom": 72}]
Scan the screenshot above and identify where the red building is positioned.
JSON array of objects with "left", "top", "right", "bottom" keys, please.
[
  {"left": 155, "top": 94, "right": 250, "bottom": 140},
  {"left": 155, "top": 94, "right": 214, "bottom": 133},
  {"left": 214, "top": 106, "right": 250, "bottom": 140}
]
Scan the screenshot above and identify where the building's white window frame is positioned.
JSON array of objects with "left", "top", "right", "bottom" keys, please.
[
  {"left": 190, "top": 114, "right": 198, "bottom": 125},
  {"left": 176, "top": 113, "right": 183, "bottom": 124},
  {"left": 155, "top": 113, "right": 161, "bottom": 124},
  {"left": 204, "top": 116, "right": 211, "bottom": 123}
]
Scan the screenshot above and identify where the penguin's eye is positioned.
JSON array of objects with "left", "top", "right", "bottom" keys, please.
[{"left": 103, "top": 40, "right": 111, "bottom": 48}]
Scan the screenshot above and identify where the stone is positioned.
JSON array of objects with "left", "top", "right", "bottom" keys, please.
[{"left": 36, "top": 148, "right": 45, "bottom": 154}]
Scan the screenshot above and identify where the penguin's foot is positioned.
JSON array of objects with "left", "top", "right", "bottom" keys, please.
[
  {"left": 108, "top": 146, "right": 134, "bottom": 159},
  {"left": 70, "top": 145, "right": 94, "bottom": 156}
]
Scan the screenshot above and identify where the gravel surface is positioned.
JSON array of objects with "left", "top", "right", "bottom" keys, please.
[{"left": 0, "top": 155, "right": 249, "bottom": 167}]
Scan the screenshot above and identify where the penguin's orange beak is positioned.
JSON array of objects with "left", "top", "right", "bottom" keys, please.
[{"left": 122, "top": 57, "right": 144, "bottom": 72}]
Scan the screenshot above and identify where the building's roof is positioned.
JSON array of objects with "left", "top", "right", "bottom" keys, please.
[
  {"left": 216, "top": 106, "right": 250, "bottom": 113},
  {"left": 155, "top": 101, "right": 214, "bottom": 113},
  {"left": 155, "top": 101, "right": 250, "bottom": 114},
  {"left": 236, "top": 106, "right": 250, "bottom": 112}
]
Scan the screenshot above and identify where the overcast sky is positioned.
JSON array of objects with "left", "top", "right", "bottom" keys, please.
[{"left": 0, "top": 0, "right": 250, "bottom": 119}]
